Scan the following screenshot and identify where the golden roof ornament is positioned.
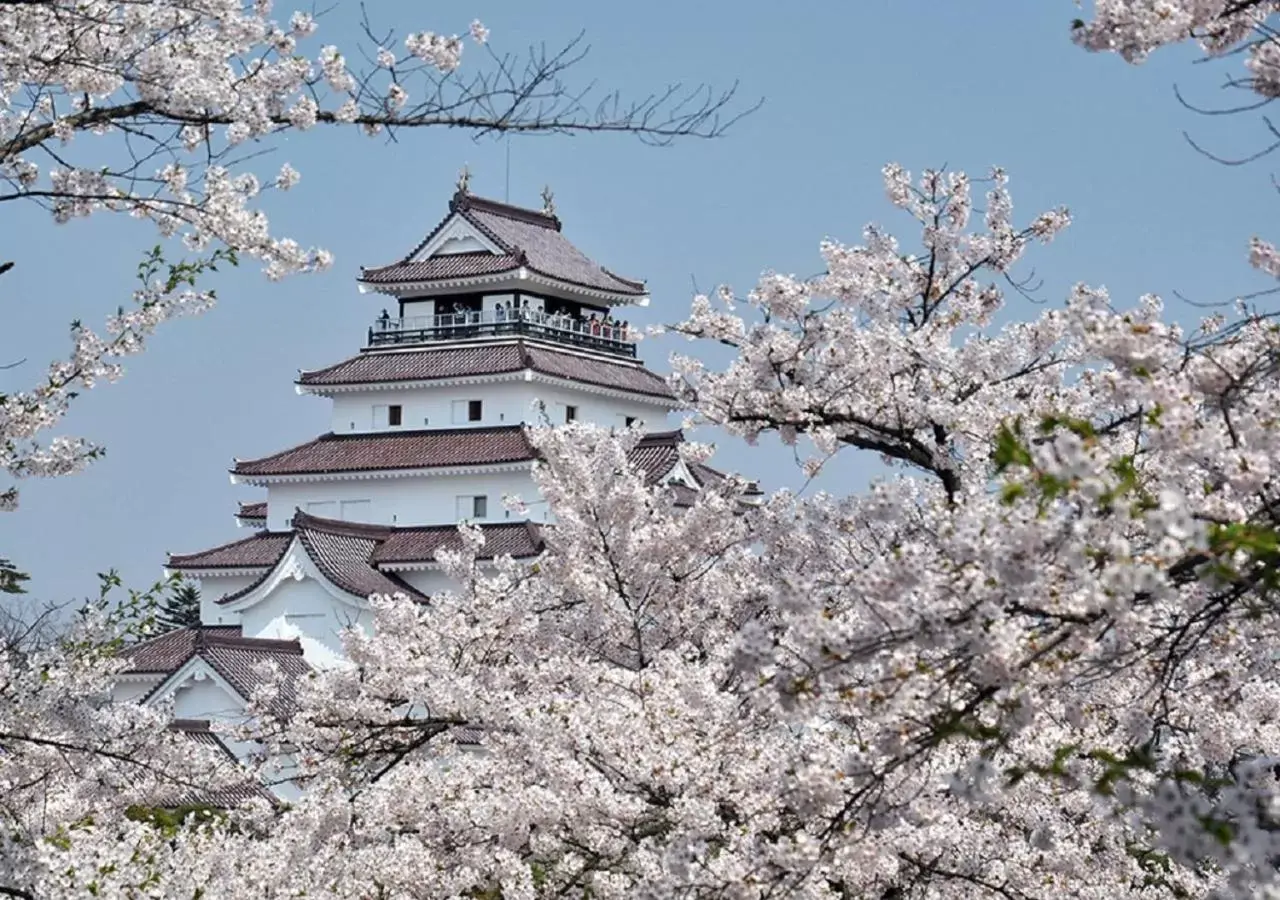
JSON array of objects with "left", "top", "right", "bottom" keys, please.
[
  {"left": 455, "top": 165, "right": 471, "bottom": 195},
  {"left": 540, "top": 184, "right": 555, "bottom": 216}
]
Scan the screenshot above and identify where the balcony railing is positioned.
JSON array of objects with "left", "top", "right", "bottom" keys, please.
[{"left": 368, "top": 308, "right": 637, "bottom": 358}]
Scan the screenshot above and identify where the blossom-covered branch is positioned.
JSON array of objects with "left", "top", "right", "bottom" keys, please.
[{"left": 0, "top": 0, "right": 751, "bottom": 508}]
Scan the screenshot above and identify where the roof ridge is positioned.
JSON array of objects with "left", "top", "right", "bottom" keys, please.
[
  {"left": 123, "top": 624, "right": 241, "bottom": 655},
  {"left": 202, "top": 633, "right": 305, "bottom": 655},
  {"left": 168, "top": 530, "right": 277, "bottom": 563},
  {"left": 635, "top": 429, "right": 686, "bottom": 446},
  {"left": 321, "top": 423, "right": 525, "bottom": 441},
  {"left": 454, "top": 191, "right": 561, "bottom": 232},
  {"left": 292, "top": 508, "right": 395, "bottom": 541},
  {"left": 390, "top": 519, "right": 537, "bottom": 535}
]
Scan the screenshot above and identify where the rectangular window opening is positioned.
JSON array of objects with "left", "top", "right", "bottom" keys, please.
[
  {"left": 468, "top": 399, "right": 483, "bottom": 422},
  {"left": 388, "top": 404, "right": 402, "bottom": 427},
  {"left": 565, "top": 405, "right": 578, "bottom": 424}
]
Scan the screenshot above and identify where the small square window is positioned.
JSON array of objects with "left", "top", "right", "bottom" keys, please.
[
  {"left": 565, "top": 405, "right": 577, "bottom": 423},
  {"left": 468, "top": 400, "right": 483, "bottom": 422},
  {"left": 388, "top": 405, "right": 402, "bottom": 427},
  {"left": 624, "top": 416, "right": 637, "bottom": 427},
  {"left": 473, "top": 495, "right": 488, "bottom": 518}
]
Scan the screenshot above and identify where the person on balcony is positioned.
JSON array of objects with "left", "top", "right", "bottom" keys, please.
[{"left": 377, "top": 309, "right": 391, "bottom": 330}]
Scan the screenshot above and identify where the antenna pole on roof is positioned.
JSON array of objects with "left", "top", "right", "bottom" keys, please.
[{"left": 504, "top": 137, "right": 511, "bottom": 203}]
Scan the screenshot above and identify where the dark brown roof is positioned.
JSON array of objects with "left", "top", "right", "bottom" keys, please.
[
  {"left": 168, "top": 531, "right": 291, "bottom": 570},
  {"left": 297, "top": 341, "right": 675, "bottom": 400},
  {"left": 169, "top": 516, "right": 545, "bottom": 604},
  {"left": 373, "top": 521, "right": 544, "bottom": 565},
  {"left": 359, "top": 192, "right": 646, "bottom": 297},
  {"left": 627, "top": 431, "right": 763, "bottom": 502},
  {"left": 362, "top": 251, "right": 522, "bottom": 283},
  {"left": 128, "top": 628, "right": 310, "bottom": 719},
  {"left": 236, "top": 501, "right": 267, "bottom": 523},
  {"left": 295, "top": 524, "right": 422, "bottom": 600},
  {"left": 122, "top": 626, "right": 243, "bottom": 673},
  {"left": 628, "top": 430, "right": 688, "bottom": 485},
  {"left": 212, "top": 513, "right": 543, "bottom": 605},
  {"left": 232, "top": 426, "right": 535, "bottom": 479},
  {"left": 199, "top": 641, "right": 311, "bottom": 717}
]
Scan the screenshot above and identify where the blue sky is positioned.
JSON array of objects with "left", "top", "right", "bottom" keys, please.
[{"left": 4, "top": 1, "right": 1277, "bottom": 603}]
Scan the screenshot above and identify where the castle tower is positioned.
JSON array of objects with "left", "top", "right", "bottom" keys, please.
[
  {"left": 152, "top": 187, "right": 740, "bottom": 663},
  {"left": 115, "top": 186, "right": 753, "bottom": 797}
]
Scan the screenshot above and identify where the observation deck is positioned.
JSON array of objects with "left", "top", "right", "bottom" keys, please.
[{"left": 368, "top": 307, "right": 637, "bottom": 359}]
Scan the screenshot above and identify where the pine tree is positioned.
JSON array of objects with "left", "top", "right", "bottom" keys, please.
[
  {"left": 157, "top": 580, "right": 202, "bottom": 631},
  {"left": 0, "top": 557, "right": 29, "bottom": 595}
]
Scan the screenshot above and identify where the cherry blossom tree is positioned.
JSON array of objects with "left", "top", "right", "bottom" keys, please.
[
  {"left": 0, "top": 0, "right": 747, "bottom": 511},
  {"left": 1074, "top": 2, "right": 1280, "bottom": 173},
  {"left": 12, "top": 4, "right": 1280, "bottom": 899}
]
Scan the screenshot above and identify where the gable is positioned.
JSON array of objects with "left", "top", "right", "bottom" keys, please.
[
  {"left": 142, "top": 657, "right": 248, "bottom": 722},
  {"left": 218, "top": 537, "right": 371, "bottom": 613},
  {"left": 410, "top": 212, "right": 502, "bottom": 260}
]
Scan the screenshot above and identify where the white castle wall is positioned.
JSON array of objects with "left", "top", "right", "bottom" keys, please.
[
  {"left": 195, "top": 574, "right": 262, "bottom": 625},
  {"left": 327, "top": 380, "right": 662, "bottom": 435},
  {"left": 167, "top": 669, "right": 251, "bottom": 724},
  {"left": 238, "top": 575, "right": 373, "bottom": 662},
  {"left": 265, "top": 468, "right": 539, "bottom": 531}
]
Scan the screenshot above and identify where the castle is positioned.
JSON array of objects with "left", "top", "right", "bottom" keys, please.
[{"left": 114, "top": 184, "right": 747, "bottom": 799}]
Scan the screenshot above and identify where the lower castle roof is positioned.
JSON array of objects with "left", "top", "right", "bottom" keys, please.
[
  {"left": 121, "top": 626, "right": 310, "bottom": 719},
  {"left": 232, "top": 425, "right": 535, "bottom": 480}
]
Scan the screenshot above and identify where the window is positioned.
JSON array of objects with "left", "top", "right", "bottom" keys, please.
[
  {"left": 456, "top": 495, "right": 488, "bottom": 520},
  {"left": 452, "top": 399, "right": 484, "bottom": 424},
  {"left": 388, "top": 405, "right": 402, "bottom": 427},
  {"left": 624, "top": 416, "right": 637, "bottom": 427},
  {"left": 565, "top": 405, "right": 578, "bottom": 423}
]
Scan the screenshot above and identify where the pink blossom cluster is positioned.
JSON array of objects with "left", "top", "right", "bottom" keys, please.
[{"left": 0, "top": 1, "right": 486, "bottom": 507}]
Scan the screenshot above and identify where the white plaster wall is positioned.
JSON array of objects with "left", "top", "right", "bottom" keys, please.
[
  {"left": 397, "top": 569, "right": 460, "bottom": 596},
  {"left": 329, "top": 380, "right": 666, "bottom": 434},
  {"left": 113, "top": 677, "right": 162, "bottom": 704},
  {"left": 525, "top": 382, "right": 665, "bottom": 430},
  {"left": 266, "top": 469, "right": 539, "bottom": 530},
  {"left": 330, "top": 381, "right": 537, "bottom": 433},
  {"left": 195, "top": 573, "right": 260, "bottom": 625},
  {"left": 237, "top": 575, "right": 372, "bottom": 662},
  {"left": 168, "top": 670, "right": 249, "bottom": 723}
]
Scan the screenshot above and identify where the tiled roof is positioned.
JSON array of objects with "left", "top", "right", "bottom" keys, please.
[
  {"left": 297, "top": 340, "right": 675, "bottom": 400},
  {"left": 359, "top": 192, "right": 646, "bottom": 297},
  {"left": 215, "top": 513, "right": 544, "bottom": 604},
  {"left": 373, "top": 521, "right": 544, "bottom": 565},
  {"left": 122, "top": 626, "right": 242, "bottom": 673},
  {"left": 299, "top": 343, "right": 526, "bottom": 386},
  {"left": 200, "top": 641, "right": 311, "bottom": 717},
  {"left": 236, "top": 501, "right": 267, "bottom": 523},
  {"left": 232, "top": 425, "right": 535, "bottom": 479},
  {"left": 626, "top": 431, "right": 763, "bottom": 502},
  {"left": 360, "top": 251, "right": 522, "bottom": 284},
  {"left": 628, "top": 430, "right": 688, "bottom": 485},
  {"left": 168, "top": 531, "right": 291, "bottom": 571},
  {"left": 295, "top": 524, "right": 423, "bottom": 600},
  {"left": 131, "top": 629, "right": 309, "bottom": 717}
]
